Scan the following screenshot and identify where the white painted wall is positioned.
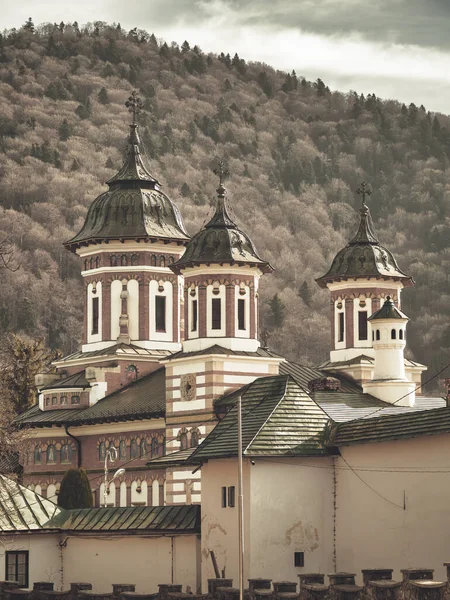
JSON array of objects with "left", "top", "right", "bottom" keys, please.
[
  {"left": 127, "top": 279, "right": 139, "bottom": 341},
  {"left": 336, "top": 434, "right": 450, "bottom": 582},
  {"left": 149, "top": 280, "right": 173, "bottom": 342},
  {"left": 110, "top": 279, "right": 122, "bottom": 341},
  {"left": 87, "top": 282, "right": 102, "bottom": 344},
  {"left": 0, "top": 534, "right": 61, "bottom": 587}
]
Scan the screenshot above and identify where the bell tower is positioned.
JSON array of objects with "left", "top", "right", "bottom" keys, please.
[
  {"left": 64, "top": 92, "right": 189, "bottom": 358},
  {"left": 316, "top": 182, "right": 425, "bottom": 386}
]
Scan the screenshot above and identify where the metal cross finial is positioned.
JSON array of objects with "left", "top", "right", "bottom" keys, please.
[
  {"left": 125, "top": 90, "right": 143, "bottom": 125},
  {"left": 213, "top": 159, "right": 230, "bottom": 188},
  {"left": 356, "top": 182, "right": 372, "bottom": 206}
]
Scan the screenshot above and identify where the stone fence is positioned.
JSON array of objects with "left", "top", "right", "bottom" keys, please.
[{"left": 2, "top": 565, "right": 450, "bottom": 600}]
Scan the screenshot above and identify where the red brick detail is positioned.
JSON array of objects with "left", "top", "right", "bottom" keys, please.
[
  {"left": 225, "top": 285, "right": 234, "bottom": 337},
  {"left": 345, "top": 298, "right": 354, "bottom": 348},
  {"left": 173, "top": 281, "right": 179, "bottom": 343},
  {"left": 198, "top": 285, "right": 207, "bottom": 338},
  {"left": 330, "top": 299, "right": 335, "bottom": 350},
  {"left": 250, "top": 284, "right": 256, "bottom": 339},
  {"left": 102, "top": 283, "right": 111, "bottom": 341}
]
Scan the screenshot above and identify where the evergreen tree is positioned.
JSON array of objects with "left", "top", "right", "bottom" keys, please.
[
  {"left": 299, "top": 281, "right": 312, "bottom": 306},
  {"left": 97, "top": 86, "right": 109, "bottom": 105},
  {"left": 257, "top": 71, "right": 274, "bottom": 97},
  {"left": 269, "top": 294, "right": 285, "bottom": 328},
  {"left": 315, "top": 78, "right": 326, "bottom": 97},
  {"left": 105, "top": 157, "right": 114, "bottom": 169},
  {"left": 58, "top": 118, "right": 71, "bottom": 141},
  {"left": 181, "top": 182, "right": 191, "bottom": 197},
  {"left": 23, "top": 18, "right": 35, "bottom": 33},
  {"left": 181, "top": 40, "right": 190, "bottom": 53},
  {"left": 58, "top": 468, "right": 94, "bottom": 509}
]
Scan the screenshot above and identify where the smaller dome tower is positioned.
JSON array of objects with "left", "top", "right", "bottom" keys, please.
[
  {"left": 363, "top": 296, "right": 416, "bottom": 406},
  {"left": 170, "top": 163, "right": 272, "bottom": 353}
]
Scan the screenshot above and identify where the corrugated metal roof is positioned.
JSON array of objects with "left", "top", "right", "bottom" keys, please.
[
  {"left": 42, "top": 370, "right": 90, "bottom": 390},
  {"left": 280, "top": 360, "right": 361, "bottom": 393},
  {"left": 16, "top": 368, "right": 166, "bottom": 427},
  {"left": 331, "top": 404, "right": 450, "bottom": 446},
  {"left": 146, "top": 448, "right": 196, "bottom": 469},
  {"left": 0, "top": 476, "right": 62, "bottom": 532},
  {"left": 57, "top": 343, "right": 169, "bottom": 364},
  {"left": 48, "top": 505, "right": 200, "bottom": 533},
  {"left": 190, "top": 375, "right": 331, "bottom": 462},
  {"left": 165, "top": 345, "right": 282, "bottom": 361}
]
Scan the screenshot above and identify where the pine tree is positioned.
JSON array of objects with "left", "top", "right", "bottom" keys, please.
[
  {"left": 299, "top": 281, "right": 312, "bottom": 306},
  {"left": 58, "top": 468, "right": 94, "bottom": 509},
  {"left": 105, "top": 157, "right": 114, "bottom": 169},
  {"left": 58, "top": 119, "right": 71, "bottom": 141},
  {"left": 181, "top": 182, "right": 191, "bottom": 197},
  {"left": 23, "top": 18, "right": 34, "bottom": 33},
  {"left": 97, "top": 87, "right": 109, "bottom": 105},
  {"left": 257, "top": 71, "right": 273, "bottom": 97},
  {"left": 269, "top": 294, "right": 285, "bottom": 328},
  {"left": 181, "top": 40, "right": 190, "bottom": 53}
]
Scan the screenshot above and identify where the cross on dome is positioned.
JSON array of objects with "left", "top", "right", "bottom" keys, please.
[
  {"left": 356, "top": 181, "right": 372, "bottom": 206},
  {"left": 213, "top": 159, "right": 230, "bottom": 196},
  {"left": 125, "top": 90, "right": 143, "bottom": 125}
]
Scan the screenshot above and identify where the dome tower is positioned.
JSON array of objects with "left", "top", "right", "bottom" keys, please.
[
  {"left": 316, "top": 182, "right": 424, "bottom": 385},
  {"left": 62, "top": 92, "right": 189, "bottom": 370}
]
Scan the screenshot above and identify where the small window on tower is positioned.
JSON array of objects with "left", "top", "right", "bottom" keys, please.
[
  {"left": 391, "top": 329, "right": 397, "bottom": 340},
  {"left": 92, "top": 296, "right": 99, "bottom": 335},
  {"left": 358, "top": 311, "right": 368, "bottom": 341},
  {"left": 399, "top": 329, "right": 404, "bottom": 340},
  {"left": 155, "top": 296, "right": 166, "bottom": 332},
  {"left": 212, "top": 298, "right": 221, "bottom": 330},
  {"left": 238, "top": 299, "right": 246, "bottom": 330},
  {"left": 338, "top": 312, "right": 345, "bottom": 342},
  {"left": 376, "top": 330, "right": 381, "bottom": 341},
  {"left": 191, "top": 300, "right": 198, "bottom": 332}
]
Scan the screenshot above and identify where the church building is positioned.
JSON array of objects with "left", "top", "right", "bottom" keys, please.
[{"left": 13, "top": 93, "right": 450, "bottom": 588}]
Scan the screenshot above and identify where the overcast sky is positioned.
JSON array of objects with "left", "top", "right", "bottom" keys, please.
[{"left": 3, "top": 0, "right": 450, "bottom": 114}]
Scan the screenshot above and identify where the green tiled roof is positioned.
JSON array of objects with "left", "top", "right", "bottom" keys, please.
[
  {"left": 47, "top": 504, "right": 200, "bottom": 533},
  {"left": 146, "top": 448, "right": 196, "bottom": 469},
  {"left": 280, "top": 360, "right": 361, "bottom": 394},
  {"left": 16, "top": 367, "right": 166, "bottom": 427},
  {"left": 190, "top": 375, "right": 331, "bottom": 462},
  {"left": 164, "top": 344, "right": 282, "bottom": 361},
  {"left": 0, "top": 476, "right": 62, "bottom": 532},
  {"left": 330, "top": 405, "right": 450, "bottom": 446},
  {"left": 56, "top": 343, "right": 169, "bottom": 364},
  {"left": 42, "top": 370, "right": 90, "bottom": 391}
]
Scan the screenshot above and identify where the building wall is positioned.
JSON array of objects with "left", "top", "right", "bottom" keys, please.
[
  {"left": 249, "top": 457, "right": 335, "bottom": 581},
  {"left": 336, "top": 434, "right": 450, "bottom": 582},
  {"left": 0, "top": 533, "right": 199, "bottom": 592}
]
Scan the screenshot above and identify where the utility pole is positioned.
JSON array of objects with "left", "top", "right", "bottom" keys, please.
[{"left": 237, "top": 396, "right": 244, "bottom": 600}]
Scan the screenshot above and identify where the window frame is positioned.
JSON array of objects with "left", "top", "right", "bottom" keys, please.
[
  {"left": 358, "top": 310, "right": 368, "bottom": 341},
  {"left": 211, "top": 298, "right": 222, "bottom": 330},
  {"left": 338, "top": 311, "right": 345, "bottom": 343},
  {"left": 5, "top": 551, "right": 29, "bottom": 588},
  {"left": 237, "top": 298, "right": 246, "bottom": 331},
  {"left": 155, "top": 296, "right": 166, "bottom": 332},
  {"left": 92, "top": 296, "right": 99, "bottom": 335},
  {"left": 191, "top": 299, "right": 198, "bottom": 332}
]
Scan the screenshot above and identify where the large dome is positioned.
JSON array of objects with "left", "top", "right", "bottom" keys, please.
[
  {"left": 64, "top": 125, "right": 189, "bottom": 252},
  {"left": 171, "top": 184, "right": 272, "bottom": 274},
  {"left": 316, "top": 203, "right": 414, "bottom": 287}
]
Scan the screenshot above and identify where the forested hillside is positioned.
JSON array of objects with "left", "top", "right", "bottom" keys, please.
[{"left": 0, "top": 19, "right": 448, "bottom": 388}]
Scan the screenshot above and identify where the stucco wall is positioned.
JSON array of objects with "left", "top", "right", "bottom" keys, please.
[
  {"left": 0, "top": 534, "right": 62, "bottom": 586},
  {"left": 249, "top": 457, "right": 335, "bottom": 581},
  {"left": 336, "top": 434, "right": 450, "bottom": 581},
  {"left": 61, "top": 535, "right": 200, "bottom": 592}
]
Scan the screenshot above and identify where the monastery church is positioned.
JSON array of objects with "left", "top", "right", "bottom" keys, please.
[{"left": 8, "top": 93, "right": 450, "bottom": 588}]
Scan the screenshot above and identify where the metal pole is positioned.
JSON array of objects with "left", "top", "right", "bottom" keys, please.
[
  {"left": 237, "top": 395, "right": 244, "bottom": 600},
  {"left": 103, "top": 451, "right": 108, "bottom": 508}
]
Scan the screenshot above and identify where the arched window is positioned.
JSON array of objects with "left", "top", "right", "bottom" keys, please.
[
  {"left": 160, "top": 255, "right": 165, "bottom": 267},
  {"left": 60, "top": 395, "right": 68, "bottom": 405},
  {"left": 119, "top": 440, "right": 127, "bottom": 460},
  {"left": 121, "top": 254, "right": 128, "bottom": 266},
  {"left": 399, "top": 329, "right": 404, "bottom": 340},
  {"left": 179, "top": 432, "right": 188, "bottom": 450},
  {"left": 151, "top": 437, "right": 159, "bottom": 458},
  {"left": 372, "top": 331, "right": 374, "bottom": 341},
  {"left": 60, "top": 444, "right": 72, "bottom": 463},
  {"left": 95, "top": 256, "right": 100, "bottom": 269},
  {"left": 110, "top": 254, "right": 117, "bottom": 267},
  {"left": 131, "top": 254, "right": 139, "bottom": 266},
  {"left": 51, "top": 396, "right": 57, "bottom": 406},
  {"left": 190, "top": 429, "right": 200, "bottom": 448},
  {"left": 71, "top": 395, "right": 80, "bottom": 405},
  {"left": 46, "top": 445, "right": 57, "bottom": 464},
  {"left": 151, "top": 255, "right": 157, "bottom": 267},
  {"left": 84, "top": 259, "right": 88, "bottom": 270},
  {"left": 108, "top": 441, "right": 116, "bottom": 455},
  {"left": 34, "top": 446, "right": 41, "bottom": 464},
  {"left": 140, "top": 439, "right": 147, "bottom": 458},
  {"left": 90, "top": 257, "right": 94, "bottom": 269},
  {"left": 391, "top": 329, "right": 397, "bottom": 340},
  {"left": 99, "top": 442, "right": 106, "bottom": 462},
  {"left": 130, "top": 439, "right": 138, "bottom": 458},
  {"left": 168, "top": 255, "right": 174, "bottom": 264},
  {"left": 376, "top": 330, "right": 381, "bottom": 341},
  {"left": 45, "top": 397, "right": 50, "bottom": 406}
]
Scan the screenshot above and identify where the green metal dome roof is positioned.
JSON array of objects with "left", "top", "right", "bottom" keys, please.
[
  {"left": 64, "top": 124, "right": 189, "bottom": 252},
  {"left": 316, "top": 198, "right": 414, "bottom": 288},
  {"left": 368, "top": 296, "right": 409, "bottom": 321},
  {"left": 170, "top": 183, "right": 272, "bottom": 274}
]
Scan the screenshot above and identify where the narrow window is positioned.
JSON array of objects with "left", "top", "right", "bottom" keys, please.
[
  {"left": 372, "top": 331, "right": 374, "bottom": 341},
  {"left": 212, "top": 298, "right": 221, "bottom": 330},
  {"left": 399, "top": 329, "right": 403, "bottom": 340},
  {"left": 110, "top": 254, "right": 117, "bottom": 266},
  {"left": 95, "top": 256, "right": 100, "bottom": 268},
  {"left": 6, "top": 551, "right": 29, "bottom": 588},
  {"left": 121, "top": 254, "right": 127, "bottom": 266},
  {"left": 60, "top": 444, "right": 71, "bottom": 463},
  {"left": 151, "top": 437, "right": 159, "bottom": 458},
  {"left": 191, "top": 300, "right": 198, "bottom": 332},
  {"left": 155, "top": 296, "right": 166, "bottom": 332},
  {"left": 376, "top": 329, "right": 381, "bottom": 341},
  {"left": 46, "top": 445, "right": 56, "bottom": 463},
  {"left": 98, "top": 442, "right": 106, "bottom": 461},
  {"left": 294, "top": 552, "right": 305, "bottom": 567},
  {"left": 358, "top": 311, "right": 368, "bottom": 341},
  {"left": 180, "top": 432, "right": 188, "bottom": 450},
  {"left": 92, "top": 296, "right": 99, "bottom": 335},
  {"left": 238, "top": 299, "right": 246, "bottom": 330},
  {"left": 34, "top": 446, "right": 41, "bottom": 464},
  {"left": 119, "top": 440, "right": 127, "bottom": 460},
  {"left": 140, "top": 439, "right": 147, "bottom": 458},
  {"left": 221, "top": 486, "right": 227, "bottom": 508},
  {"left": 391, "top": 329, "right": 397, "bottom": 340},
  {"left": 131, "top": 254, "right": 139, "bottom": 266},
  {"left": 130, "top": 439, "right": 138, "bottom": 458},
  {"left": 45, "top": 397, "right": 50, "bottom": 406},
  {"left": 228, "top": 486, "right": 236, "bottom": 507},
  {"left": 60, "top": 395, "right": 67, "bottom": 405},
  {"left": 338, "top": 312, "right": 344, "bottom": 342},
  {"left": 51, "top": 396, "right": 57, "bottom": 406},
  {"left": 160, "top": 255, "right": 165, "bottom": 267},
  {"left": 151, "top": 255, "right": 157, "bottom": 267}
]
